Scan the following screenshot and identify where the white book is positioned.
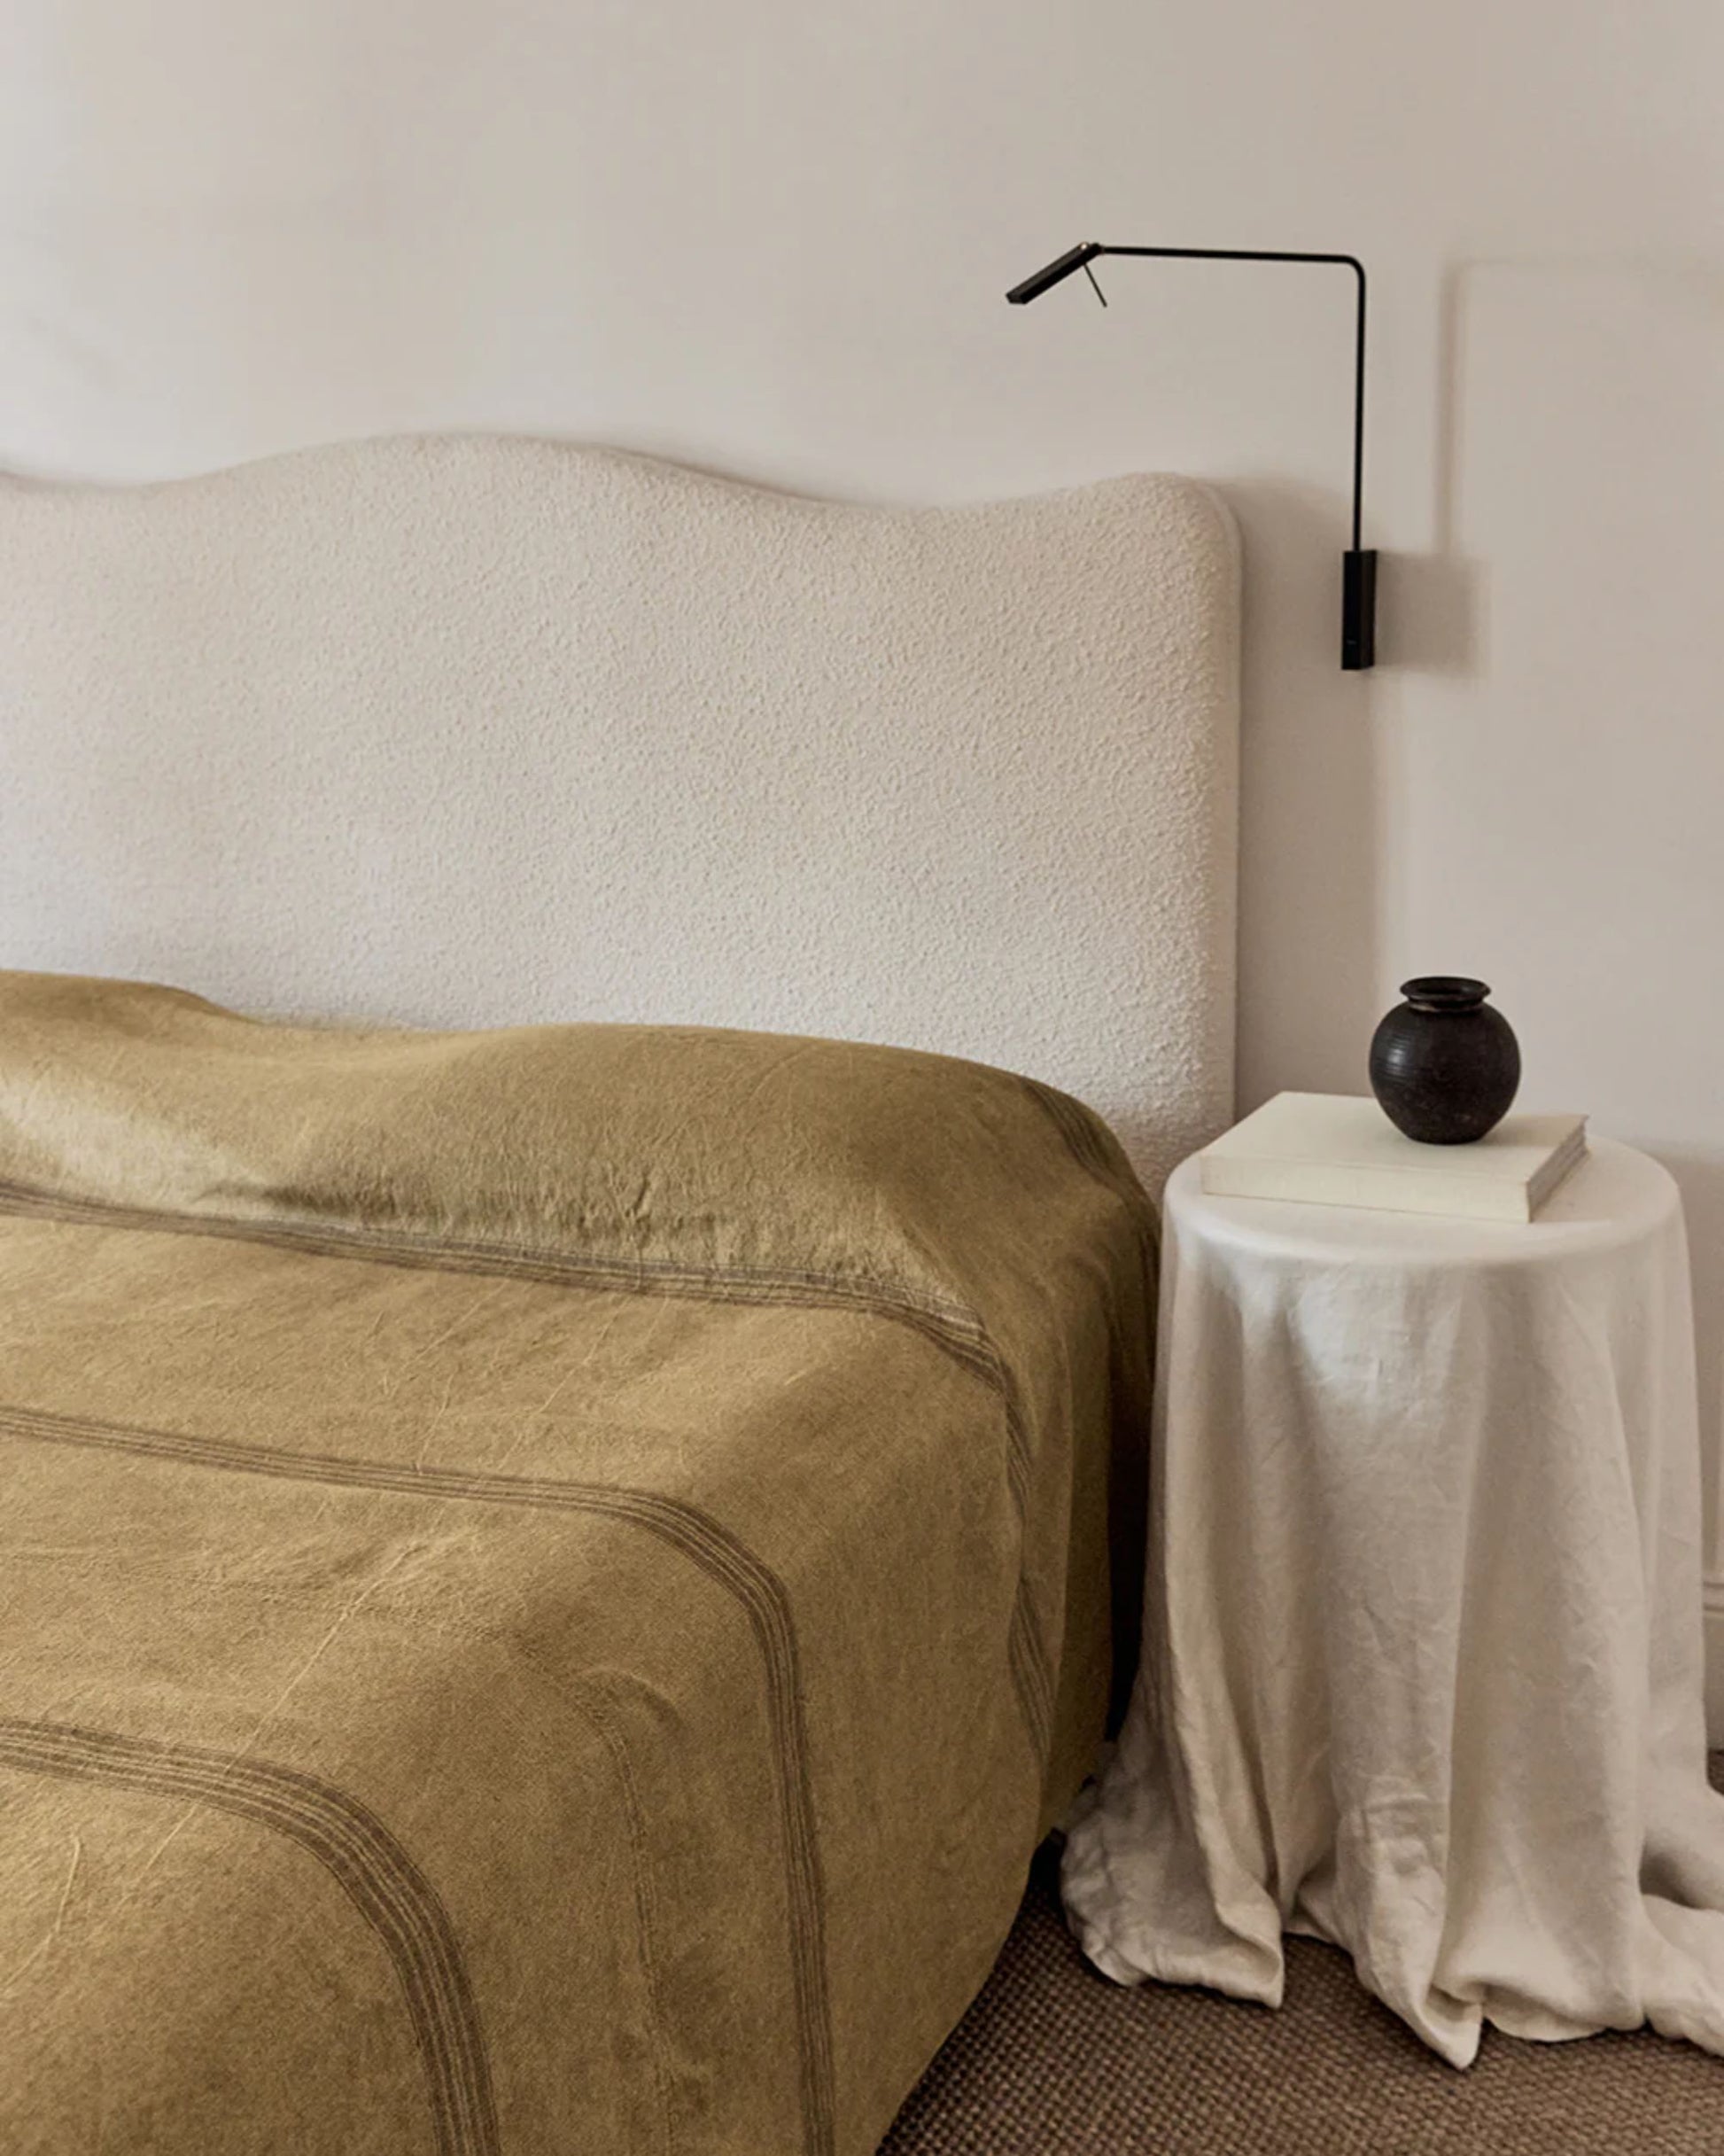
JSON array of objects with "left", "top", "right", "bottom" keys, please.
[{"left": 1199, "top": 1093, "right": 1589, "bottom": 1222}]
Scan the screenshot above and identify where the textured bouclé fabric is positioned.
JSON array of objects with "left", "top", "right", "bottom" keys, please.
[
  {"left": 0, "top": 438, "right": 1239, "bottom": 1201},
  {"left": 0, "top": 970, "right": 1155, "bottom": 2156}
]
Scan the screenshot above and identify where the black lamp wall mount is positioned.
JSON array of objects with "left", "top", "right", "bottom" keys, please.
[{"left": 1006, "top": 243, "right": 1377, "bottom": 670}]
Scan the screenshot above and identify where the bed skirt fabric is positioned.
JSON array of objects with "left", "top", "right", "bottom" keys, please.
[{"left": 0, "top": 972, "right": 1154, "bottom": 2156}]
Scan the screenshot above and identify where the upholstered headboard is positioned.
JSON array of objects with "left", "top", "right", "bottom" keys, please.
[{"left": 0, "top": 437, "right": 1239, "bottom": 1191}]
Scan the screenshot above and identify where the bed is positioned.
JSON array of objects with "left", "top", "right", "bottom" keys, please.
[{"left": 0, "top": 439, "right": 1239, "bottom": 2154}]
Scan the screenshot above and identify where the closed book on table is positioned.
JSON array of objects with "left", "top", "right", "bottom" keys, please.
[{"left": 1200, "top": 1093, "right": 1588, "bottom": 1222}]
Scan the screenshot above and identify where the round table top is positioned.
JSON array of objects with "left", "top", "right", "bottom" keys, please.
[{"left": 1166, "top": 1135, "right": 1678, "bottom": 1272}]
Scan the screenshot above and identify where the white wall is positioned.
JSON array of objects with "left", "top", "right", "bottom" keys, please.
[{"left": 4, "top": 2, "right": 1723, "bottom": 1640}]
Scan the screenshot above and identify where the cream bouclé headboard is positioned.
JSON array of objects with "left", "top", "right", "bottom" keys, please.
[{"left": 0, "top": 436, "right": 1239, "bottom": 1193}]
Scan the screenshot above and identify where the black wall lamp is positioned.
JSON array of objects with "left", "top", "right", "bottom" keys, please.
[{"left": 1007, "top": 243, "right": 1377, "bottom": 670}]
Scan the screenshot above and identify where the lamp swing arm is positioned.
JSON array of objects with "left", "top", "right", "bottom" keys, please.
[{"left": 1006, "top": 243, "right": 1376, "bottom": 668}]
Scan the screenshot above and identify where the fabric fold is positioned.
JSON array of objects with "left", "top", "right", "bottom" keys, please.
[{"left": 0, "top": 970, "right": 1158, "bottom": 2155}]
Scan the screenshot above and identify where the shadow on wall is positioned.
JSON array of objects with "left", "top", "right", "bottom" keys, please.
[
  {"left": 1384, "top": 253, "right": 1724, "bottom": 687},
  {"left": 1429, "top": 251, "right": 1724, "bottom": 1562},
  {"left": 1229, "top": 476, "right": 1380, "bottom": 1111},
  {"left": 1659, "top": 1147, "right": 1724, "bottom": 1552},
  {"left": 1422, "top": 251, "right": 1724, "bottom": 682}
]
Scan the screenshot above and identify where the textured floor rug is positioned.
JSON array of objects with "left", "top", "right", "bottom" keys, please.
[{"left": 881, "top": 1760, "right": 1724, "bottom": 2154}]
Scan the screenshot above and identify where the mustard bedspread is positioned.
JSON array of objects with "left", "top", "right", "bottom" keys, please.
[{"left": 0, "top": 973, "right": 1154, "bottom": 2156}]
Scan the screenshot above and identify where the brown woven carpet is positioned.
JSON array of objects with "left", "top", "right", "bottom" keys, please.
[{"left": 881, "top": 1758, "right": 1724, "bottom": 2154}]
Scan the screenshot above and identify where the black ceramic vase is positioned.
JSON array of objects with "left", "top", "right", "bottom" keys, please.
[{"left": 1368, "top": 977, "right": 1521, "bottom": 1145}]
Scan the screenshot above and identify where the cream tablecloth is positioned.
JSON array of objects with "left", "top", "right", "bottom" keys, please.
[{"left": 1062, "top": 1139, "right": 1724, "bottom": 2063}]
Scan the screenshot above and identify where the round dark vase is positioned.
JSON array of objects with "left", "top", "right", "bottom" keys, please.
[{"left": 1368, "top": 977, "right": 1521, "bottom": 1145}]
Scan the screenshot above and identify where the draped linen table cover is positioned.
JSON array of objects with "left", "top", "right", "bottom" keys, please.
[{"left": 1062, "top": 1140, "right": 1724, "bottom": 2064}]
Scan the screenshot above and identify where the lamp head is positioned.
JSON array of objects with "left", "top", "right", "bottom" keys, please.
[{"left": 1006, "top": 242, "right": 1105, "bottom": 305}]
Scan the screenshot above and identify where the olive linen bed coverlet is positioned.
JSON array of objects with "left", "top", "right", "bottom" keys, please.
[{"left": 0, "top": 972, "right": 1153, "bottom": 2156}]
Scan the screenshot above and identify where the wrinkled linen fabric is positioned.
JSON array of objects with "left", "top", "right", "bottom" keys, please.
[
  {"left": 0, "top": 970, "right": 1156, "bottom": 2156},
  {"left": 1062, "top": 1143, "right": 1724, "bottom": 2066}
]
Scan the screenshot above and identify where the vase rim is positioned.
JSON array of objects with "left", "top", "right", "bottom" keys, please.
[{"left": 1400, "top": 975, "right": 1491, "bottom": 1008}]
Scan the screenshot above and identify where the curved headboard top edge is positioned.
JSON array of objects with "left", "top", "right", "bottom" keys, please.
[{"left": 0, "top": 427, "right": 1239, "bottom": 548}]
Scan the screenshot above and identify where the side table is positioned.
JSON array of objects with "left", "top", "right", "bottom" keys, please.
[{"left": 1062, "top": 1137, "right": 1724, "bottom": 2064}]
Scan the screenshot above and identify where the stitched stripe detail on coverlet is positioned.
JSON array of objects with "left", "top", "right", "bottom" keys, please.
[
  {"left": 0, "top": 1719, "right": 499, "bottom": 2156},
  {"left": 1017, "top": 1077, "right": 1160, "bottom": 1233},
  {"left": 0, "top": 1179, "right": 1055, "bottom": 1763},
  {"left": 0, "top": 1401, "right": 839, "bottom": 2156},
  {"left": 566, "top": 1681, "right": 678, "bottom": 2156}
]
